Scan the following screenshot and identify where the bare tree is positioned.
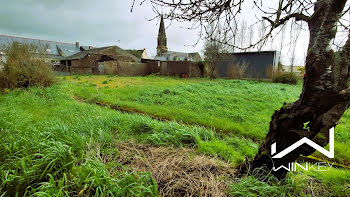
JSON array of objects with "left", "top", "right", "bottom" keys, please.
[
  {"left": 232, "top": 21, "right": 238, "bottom": 52},
  {"left": 248, "top": 26, "right": 255, "bottom": 51},
  {"left": 257, "top": 20, "right": 267, "bottom": 50},
  {"left": 290, "top": 21, "right": 302, "bottom": 72},
  {"left": 278, "top": 24, "right": 287, "bottom": 66},
  {"left": 228, "top": 61, "right": 249, "bottom": 79},
  {"left": 133, "top": 0, "right": 350, "bottom": 179},
  {"left": 203, "top": 24, "right": 222, "bottom": 79},
  {"left": 238, "top": 19, "right": 248, "bottom": 51}
]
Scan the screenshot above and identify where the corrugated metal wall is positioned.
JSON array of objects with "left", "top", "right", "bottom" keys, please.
[{"left": 217, "top": 51, "right": 278, "bottom": 78}]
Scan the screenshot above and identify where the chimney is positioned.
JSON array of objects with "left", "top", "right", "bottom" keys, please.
[{"left": 75, "top": 42, "right": 79, "bottom": 47}]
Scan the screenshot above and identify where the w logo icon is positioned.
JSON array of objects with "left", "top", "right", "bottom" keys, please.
[{"left": 271, "top": 127, "right": 334, "bottom": 159}]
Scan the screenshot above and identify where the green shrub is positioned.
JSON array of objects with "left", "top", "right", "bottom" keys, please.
[
  {"left": 272, "top": 72, "right": 298, "bottom": 85},
  {"left": 0, "top": 42, "right": 56, "bottom": 91},
  {"left": 102, "top": 80, "right": 108, "bottom": 84}
]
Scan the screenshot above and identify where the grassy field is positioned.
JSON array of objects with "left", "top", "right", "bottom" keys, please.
[
  {"left": 1, "top": 75, "right": 350, "bottom": 196},
  {"left": 66, "top": 75, "right": 301, "bottom": 139},
  {"left": 65, "top": 75, "right": 350, "bottom": 165}
]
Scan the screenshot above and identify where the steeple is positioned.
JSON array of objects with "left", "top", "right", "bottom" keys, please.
[{"left": 157, "top": 15, "right": 168, "bottom": 56}]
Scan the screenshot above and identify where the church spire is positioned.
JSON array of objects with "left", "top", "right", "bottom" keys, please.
[
  {"left": 159, "top": 15, "right": 166, "bottom": 35},
  {"left": 157, "top": 15, "right": 168, "bottom": 56}
]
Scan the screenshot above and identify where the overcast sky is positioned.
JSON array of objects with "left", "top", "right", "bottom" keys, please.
[
  {"left": 0, "top": 0, "right": 205, "bottom": 58},
  {"left": 0, "top": 0, "right": 333, "bottom": 66}
]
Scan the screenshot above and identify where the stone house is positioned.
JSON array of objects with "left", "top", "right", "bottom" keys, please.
[{"left": 60, "top": 46, "right": 158, "bottom": 76}]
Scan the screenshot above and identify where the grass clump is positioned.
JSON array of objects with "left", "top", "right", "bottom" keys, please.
[
  {"left": 0, "top": 42, "right": 55, "bottom": 91},
  {"left": 302, "top": 167, "right": 350, "bottom": 196},
  {"left": 228, "top": 168, "right": 294, "bottom": 197},
  {"left": 272, "top": 72, "right": 298, "bottom": 85}
]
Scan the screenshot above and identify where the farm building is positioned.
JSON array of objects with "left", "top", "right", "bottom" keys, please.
[
  {"left": 217, "top": 51, "right": 280, "bottom": 78},
  {"left": 60, "top": 46, "right": 158, "bottom": 76}
]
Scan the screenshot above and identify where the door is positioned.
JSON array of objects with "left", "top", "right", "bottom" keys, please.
[{"left": 98, "top": 62, "right": 105, "bottom": 75}]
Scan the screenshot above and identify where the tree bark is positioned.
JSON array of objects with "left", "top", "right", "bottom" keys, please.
[{"left": 241, "top": 0, "right": 350, "bottom": 179}]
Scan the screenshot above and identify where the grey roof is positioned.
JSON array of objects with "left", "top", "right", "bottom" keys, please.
[
  {"left": 167, "top": 51, "right": 189, "bottom": 58},
  {"left": 0, "top": 35, "right": 84, "bottom": 59},
  {"left": 156, "top": 51, "right": 201, "bottom": 61},
  {"left": 61, "top": 46, "right": 111, "bottom": 60},
  {"left": 226, "top": 50, "right": 278, "bottom": 55}
]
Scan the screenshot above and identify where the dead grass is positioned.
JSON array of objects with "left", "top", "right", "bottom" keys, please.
[{"left": 108, "top": 142, "right": 236, "bottom": 197}]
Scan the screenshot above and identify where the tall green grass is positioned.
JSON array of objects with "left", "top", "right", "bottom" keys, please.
[
  {"left": 0, "top": 83, "right": 256, "bottom": 195},
  {"left": 228, "top": 167, "right": 350, "bottom": 197},
  {"left": 67, "top": 76, "right": 301, "bottom": 139},
  {"left": 64, "top": 76, "right": 350, "bottom": 165},
  {"left": 0, "top": 86, "right": 159, "bottom": 196},
  {"left": 1, "top": 76, "right": 349, "bottom": 195}
]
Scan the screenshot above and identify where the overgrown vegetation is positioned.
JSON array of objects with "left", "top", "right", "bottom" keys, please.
[
  {"left": 0, "top": 83, "right": 255, "bottom": 195},
  {"left": 1, "top": 76, "right": 349, "bottom": 195},
  {"left": 65, "top": 75, "right": 350, "bottom": 166},
  {"left": 272, "top": 72, "right": 298, "bottom": 85},
  {"left": 0, "top": 42, "right": 56, "bottom": 91}
]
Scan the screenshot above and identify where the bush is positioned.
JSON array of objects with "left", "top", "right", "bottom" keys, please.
[
  {"left": 272, "top": 72, "right": 298, "bottom": 85},
  {"left": 227, "top": 61, "right": 249, "bottom": 79},
  {"left": 0, "top": 42, "right": 56, "bottom": 91}
]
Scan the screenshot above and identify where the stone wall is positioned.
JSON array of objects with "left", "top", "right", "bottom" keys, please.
[
  {"left": 141, "top": 59, "right": 161, "bottom": 74},
  {"left": 60, "top": 55, "right": 202, "bottom": 78},
  {"left": 102, "top": 61, "right": 153, "bottom": 76},
  {"left": 117, "top": 62, "right": 149, "bottom": 76},
  {"left": 104, "top": 61, "right": 118, "bottom": 74},
  {"left": 70, "top": 54, "right": 101, "bottom": 74}
]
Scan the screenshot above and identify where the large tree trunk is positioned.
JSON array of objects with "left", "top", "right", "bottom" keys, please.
[{"left": 241, "top": 0, "right": 350, "bottom": 179}]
